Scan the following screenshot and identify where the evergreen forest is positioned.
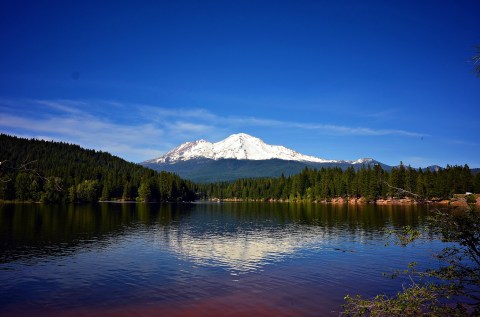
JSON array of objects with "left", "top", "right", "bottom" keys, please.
[
  {"left": 0, "top": 134, "right": 196, "bottom": 203},
  {"left": 1, "top": 134, "right": 479, "bottom": 203},
  {"left": 200, "top": 163, "right": 479, "bottom": 202}
]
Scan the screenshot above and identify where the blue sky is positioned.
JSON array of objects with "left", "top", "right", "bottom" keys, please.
[{"left": 0, "top": 1, "right": 479, "bottom": 167}]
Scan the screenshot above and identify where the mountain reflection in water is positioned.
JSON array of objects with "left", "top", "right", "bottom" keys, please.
[{"left": 155, "top": 225, "right": 326, "bottom": 272}]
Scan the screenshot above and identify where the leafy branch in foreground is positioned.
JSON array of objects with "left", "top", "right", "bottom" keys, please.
[
  {"left": 344, "top": 283, "right": 467, "bottom": 317},
  {"left": 385, "top": 225, "right": 422, "bottom": 247},
  {"left": 342, "top": 206, "right": 480, "bottom": 316}
]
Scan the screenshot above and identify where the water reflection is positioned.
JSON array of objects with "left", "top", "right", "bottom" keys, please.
[
  {"left": 156, "top": 225, "right": 319, "bottom": 272},
  {"left": 0, "top": 202, "right": 437, "bottom": 316},
  {"left": 0, "top": 202, "right": 431, "bottom": 267},
  {"left": 150, "top": 203, "right": 431, "bottom": 272}
]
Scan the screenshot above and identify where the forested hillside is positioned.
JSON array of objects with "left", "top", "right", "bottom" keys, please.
[
  {"left": 199, "top": 164, "right": 480, "bottom": 202},
  {"left": 0, "top": 134, "right": 196, "bottom": 202},
  {"left": 1, "top": 134, "right": 478, "bottom": 204}
]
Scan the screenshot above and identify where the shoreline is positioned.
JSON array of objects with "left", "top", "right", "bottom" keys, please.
[
  {"left": 2, "top": 196, "right": 479, "bottom": 207},
  {"left": 208, "top": 195, "right": 480, "bottom": 207}
]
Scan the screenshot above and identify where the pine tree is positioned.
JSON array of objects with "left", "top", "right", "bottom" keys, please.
[{"left": 100, "top": 184, "right": 111, "bottom": 201}]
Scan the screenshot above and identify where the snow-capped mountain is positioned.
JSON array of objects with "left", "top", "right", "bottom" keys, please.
[
  {"left": 147, "top": 133, "right": 371, "bottom": 165},
  {"left": 141, "top": 133, "right": 383, "bottom": 182}
]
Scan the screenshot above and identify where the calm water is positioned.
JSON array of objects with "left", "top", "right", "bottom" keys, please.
[{"left": 0, "top": 202, "right": 443, "bottom": 316}]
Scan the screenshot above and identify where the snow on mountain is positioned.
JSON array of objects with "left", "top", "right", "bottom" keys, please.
[
  {"left": 148, "top": 133, "right": 371, "bottom": 165},
  {"left": 348, "top": 158, "right": 374, "bottom": 165}
]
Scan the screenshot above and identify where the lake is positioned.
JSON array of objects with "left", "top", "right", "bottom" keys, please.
[{"left": 0, "top": 202, "right": 444, "bottom": 316}]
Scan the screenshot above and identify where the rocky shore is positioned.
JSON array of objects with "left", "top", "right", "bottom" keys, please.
[{"left": 210, "top": 194, "right": 480, "bottom": 206}]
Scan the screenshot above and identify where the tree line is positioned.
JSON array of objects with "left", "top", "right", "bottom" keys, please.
[
  {"left": 0, "top": 134, "right": 196, "bottom": 203},
  {"left": 198, "top": 163, "right": 479, "bottom": 202},
  {"left": 1, "top": 134, "right": 479, "bottom": 203}
]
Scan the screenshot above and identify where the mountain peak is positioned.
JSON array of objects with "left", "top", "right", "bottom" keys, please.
[
  {"left": 226, "top": 132, "right": 256, "bottom": 139},
  {"left": 221, "top": 133, "right": 263, "bottom": 145},
  {"left": 148, "top": 133, "right": 338, "bottom": 164},
  {"left": 350, "top": 158, "right": 374, "bottom": 164}
]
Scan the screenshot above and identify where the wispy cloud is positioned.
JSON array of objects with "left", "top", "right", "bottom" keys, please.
[
  {"left": 35, "top": 99, "right": 87, "bottom": 115},
  {"left": 363, "top": 109, "right": 398, "bottom": 120},
  {"left": 289, "top": 122, "right": 425, "bottom": 137},
  {"left": 139, "top": 106, "right": 426, "bottom": 137},
  {"left": 0, "top": 99, "right": 427, "bottom": 162},
  {"left": 140, "top": 106, "right": 219, "bottom": 122},
  {"left": 447, "top": 139, "right": 478, "bottom": 147},
  {"left": 0, "top": 100, "right": 166, "bottom": 162}
]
